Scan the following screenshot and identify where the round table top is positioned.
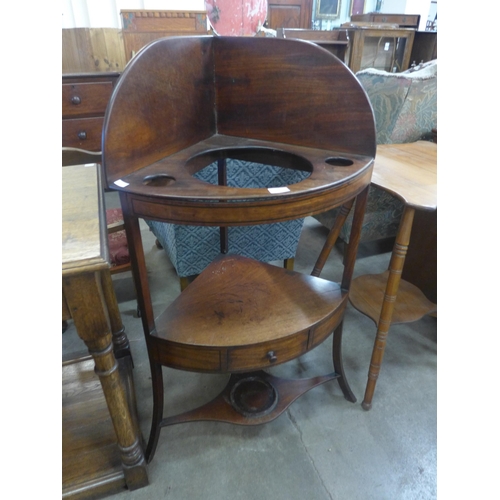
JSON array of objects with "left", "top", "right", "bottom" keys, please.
[{"left": 372, "top": 141, "right": 437, "bottom": 210}]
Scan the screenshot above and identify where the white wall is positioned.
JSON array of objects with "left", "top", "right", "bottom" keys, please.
[
  {"left": 63, "top": 0, "right": 206, "bottom": 28},
  {"left": 404, "top": 0, "right": 432, "bottom": 29},
  {"left": 63, "top": 0, "right": 435, "bottom": 30},
  {"left": 380, "top": 0, "right": 407, "bottom": 12}
]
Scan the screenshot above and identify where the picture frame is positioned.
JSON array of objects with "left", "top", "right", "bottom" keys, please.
[{"left": 315, "top": 0, "right": 341, "bottom": 19}]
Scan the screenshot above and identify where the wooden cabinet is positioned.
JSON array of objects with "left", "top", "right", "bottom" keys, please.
[
  {"left": 276, "top": 28, "right": 348, "bottom": 61},
  {"left": 62, "top": 73, "right": 119, "bottom": 151},
  {"left": 267, "top": 0, "right": 313, "bottom": 29},
  {"left": 351, "top": 13, "right": 420, "bottom": 29},
  {"left": 410, "top": 31, "right": 437, "bottom": 64},
  {"left": 342, "top": 24, "right": 416, "bottom": 73}
]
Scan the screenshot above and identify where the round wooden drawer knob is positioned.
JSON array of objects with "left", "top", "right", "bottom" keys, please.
[{"left": 266, "top": 351, "right": 277, "bottom": 363}]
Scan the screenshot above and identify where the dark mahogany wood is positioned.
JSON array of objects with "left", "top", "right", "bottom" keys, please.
[{"left": 102, "top": 36, "right": 376, "bottom": 463}]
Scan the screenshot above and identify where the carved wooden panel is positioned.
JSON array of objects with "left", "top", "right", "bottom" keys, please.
[{"left": 120, "top": 10, "right": 209, "bottom": 62}]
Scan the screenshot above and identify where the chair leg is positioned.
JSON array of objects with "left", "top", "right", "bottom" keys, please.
[
  {"left": 332, "top": 321, "right": 356, "bottom": 403},
  {"left": 145, "top": 361, "right": 164, "bottom": 463}
]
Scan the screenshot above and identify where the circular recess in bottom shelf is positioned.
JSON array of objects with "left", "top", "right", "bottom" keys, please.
[{"left": 229, "top": 375, "right": 278, "bottom": 418}]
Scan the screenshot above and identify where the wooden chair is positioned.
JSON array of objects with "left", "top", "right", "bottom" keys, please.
[{"left": 101, "top": 36, "right": 376, "bottom": 463}]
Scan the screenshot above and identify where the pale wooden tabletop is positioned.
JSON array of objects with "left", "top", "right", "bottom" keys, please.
[
  {"left": 62, "top": 164, "right": 109, "bottom": 276},
  {"left": 372, "top": 141, "right": 437, "bottom": 211}
]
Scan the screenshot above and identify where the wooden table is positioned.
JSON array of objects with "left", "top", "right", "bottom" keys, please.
[
  {"left": 62, "top": 164, "right": 148, "bottom": 497},
  {"left": 348, "top": 141, "right": 437, "bottom": 410}
]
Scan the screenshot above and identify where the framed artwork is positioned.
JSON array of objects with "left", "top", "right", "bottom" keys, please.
[{"left": 315, "top": 0, "right": 341, "bottom": 19}]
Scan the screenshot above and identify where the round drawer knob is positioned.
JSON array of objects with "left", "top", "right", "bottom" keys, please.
[
  {"left": 71, "top": 96, "right": 81, "bottom": 105},
  {"left": 266, "top": 351, "right": 277, "bottom": 363},
  {"left": 77, "top": 131, "right": 87, "bottom": 140}
]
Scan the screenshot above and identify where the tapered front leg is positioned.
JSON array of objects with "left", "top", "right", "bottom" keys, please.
[
  {"left": 145, "top": 360, "right": 165, "bottom": 463},
  {"left": 333, "top": 321, "right": 356, "bottom": 402}
]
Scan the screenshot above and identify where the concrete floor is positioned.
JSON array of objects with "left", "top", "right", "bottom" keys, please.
[{"left": 62, "top": 195, "right": 437, "bottom": 500}]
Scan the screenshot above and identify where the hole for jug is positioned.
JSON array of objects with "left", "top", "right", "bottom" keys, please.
[
  {"left": 143, "top": 174, "right": 176, "bottom": 187},
  {"left": 325, "top": 157, "right": 353, "bottom": 166}
]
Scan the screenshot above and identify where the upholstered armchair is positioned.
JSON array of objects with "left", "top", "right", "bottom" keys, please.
[
  {"left": 313, "top": 59, "right": 437, "bottom": 245},
  {"left": 146, "top": 158, "right": 308, "bottom": 289}
]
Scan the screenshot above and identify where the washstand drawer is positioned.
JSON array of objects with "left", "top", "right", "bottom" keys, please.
[
  {"left": 62, "top": 81, "right": 114, "bottom": 118},
  {"left": 62, "top": 117, "right": 104, "bottom": 151},
  {"left": 227, "top": 331, "right": 309, "bottom": 372}
]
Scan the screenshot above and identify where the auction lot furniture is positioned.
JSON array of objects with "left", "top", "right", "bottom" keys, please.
[
  {"left": 342, "top": 23, "right": 416, "bottom": 73},
  {"left": 62, "top": 73, "right": 120, "bottom": 151},
  {"left": 350, "top": 13, "right": 421, "bottom": 29},
  {"left": 276, "top": 28, "right": 349, "bottom": 62},
  {"left": 348, "top": 141, "right": 437, "bottom": 410},
  {"left": 102, "top": 36, "right": 376, "bottom": 463},
  {"left": 62, "top": 164, "right": 148, "bottom": 497},
  {"left": 120, "top": 9, "right": 209, "bottom": 62}
]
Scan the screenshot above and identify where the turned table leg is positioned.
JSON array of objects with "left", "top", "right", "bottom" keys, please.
[
  {"left": 362, "top": 206, "right": 415, "bottom": 411},
  {"left": 62, "top": 270, "right": 148, "bottom": 489},
  {"left": 101, "top": 269, "right": 131, "bottom": 357}
]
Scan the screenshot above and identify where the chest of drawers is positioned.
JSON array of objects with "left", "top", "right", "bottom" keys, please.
[{"left": 62, "top": 72, "right": 120, "bottom": 151}]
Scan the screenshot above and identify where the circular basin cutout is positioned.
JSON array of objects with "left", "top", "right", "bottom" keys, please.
[
  {"left": 325, "top": 157, "right": 353, "bottom": 167},
  {"left": 143, "top": 174, "right": 176, "bottom": 187},
  {"left": 185, "top": 147, "right": 312, "bottom": 189}
]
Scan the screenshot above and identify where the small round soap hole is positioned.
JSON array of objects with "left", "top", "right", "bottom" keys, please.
[
  {"left": 325, "top": 157, "right": 353, "bottom": 167},
  {"left": 143, "top": 174, "right": 175, "bottom": 187}
]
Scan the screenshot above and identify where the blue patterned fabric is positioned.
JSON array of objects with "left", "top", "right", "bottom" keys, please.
[
  {"left": 146, "top": 160, "right": 308, "bottom": 277},
  {"left": 313, "top": 60, "right": 437, "bottom": 243}
]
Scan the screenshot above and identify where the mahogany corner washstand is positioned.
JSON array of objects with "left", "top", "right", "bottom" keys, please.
[{"left": 102, "top": 36, "right": 376, "bottom": 463}]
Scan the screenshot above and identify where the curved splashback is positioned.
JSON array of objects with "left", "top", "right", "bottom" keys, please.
[{"left": 102, "top": 36, "right": 376, "bottom": 186}]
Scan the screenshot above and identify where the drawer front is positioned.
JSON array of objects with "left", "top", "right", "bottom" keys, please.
[
  {"left": 62, "top": 117, "right": 103, "bottom": 151},
  {"left": 227, "top": 331, "right": 309, "bottom": 372},
  {"left": 62, "top": 81, "right": 114, "bottom": 118},
  {"left": 155, "top": 341, "right": 221, "bottom": 372},
  {"left": 372, "top": 14, "right": 419, "bottom": 26}
]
